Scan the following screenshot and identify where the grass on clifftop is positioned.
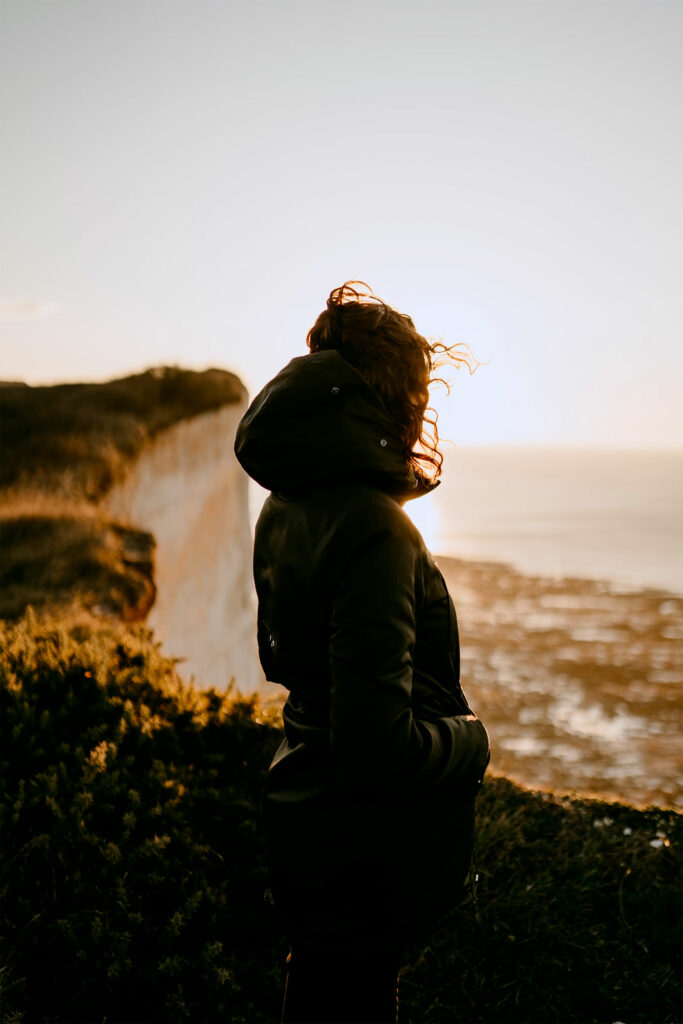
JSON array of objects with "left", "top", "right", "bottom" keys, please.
[
  {"left": 0, "top": 365, "right": 245, "bottom": 501},
  {"left": 0, "top": 365, "right": 245, "bottom": 623},
  {"left": 1, "top": 613, "right": 680, "bottom": 1024}
]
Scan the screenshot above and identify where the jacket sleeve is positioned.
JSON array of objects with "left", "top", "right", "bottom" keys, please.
[{"left": 328, "top": 521, "right": 489, "bottom": 797}]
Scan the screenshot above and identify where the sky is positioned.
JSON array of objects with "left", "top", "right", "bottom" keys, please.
[{"left": 1, "top": 0, "right": 681, "bottom": 447}]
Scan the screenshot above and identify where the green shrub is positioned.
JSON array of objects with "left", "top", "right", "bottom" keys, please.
[
  {"left": 0, "top": 613, "right": 284, "bottom": 1023},
  {"left": 399, "top": 779, "right": 681, "bottom": 1023}
]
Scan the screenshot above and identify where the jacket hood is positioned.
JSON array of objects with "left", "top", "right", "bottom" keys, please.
[{"left": 234, "top": 350, "right": 439, "bottom": 502}]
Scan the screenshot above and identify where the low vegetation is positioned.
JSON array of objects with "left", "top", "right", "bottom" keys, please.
[
  {"left": 0, "top": 366, "right": 244, "bottom": 624},
  {"left": 0, "top": 515, "right": 155, "bottom": 621},
  {"left": 0, "top": 613, "right": 284, "bottom": 1024},
  {"left": 400, "top": 780, "right": 681, "bottom": 1024},
  {"left": 0, "top": 366, "right": 244, "bottom": 501},
  {"left": 1, "top": 614, "right": 680, "bottom": 1023}
]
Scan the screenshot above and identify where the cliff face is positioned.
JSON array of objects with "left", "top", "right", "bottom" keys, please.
[{"left": 104, "top": 401, "right": 262, "bottom": 693}]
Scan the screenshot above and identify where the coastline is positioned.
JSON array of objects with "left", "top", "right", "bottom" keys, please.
[{"left": 437, "top": 554, "right": 682, "bottom": 809}]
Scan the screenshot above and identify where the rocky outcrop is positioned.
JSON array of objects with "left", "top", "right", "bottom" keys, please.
[{"left": 103, "top": 401, "right": 262, "bottom": 694}]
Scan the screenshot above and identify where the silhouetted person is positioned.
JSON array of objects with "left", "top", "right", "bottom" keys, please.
[{"left": 235, "top": 282, "right": 489, "bottom": 1023}]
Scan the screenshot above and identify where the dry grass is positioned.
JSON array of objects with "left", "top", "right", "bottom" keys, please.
[
  {"left": 0, "top": 365, "right": 244, "bottom": 501},
  {"left": 0, "top": 513, "right": 155, "bottom": 621},
  {"left": 0, "top": 365, "right": 244, "bottom": 624}
]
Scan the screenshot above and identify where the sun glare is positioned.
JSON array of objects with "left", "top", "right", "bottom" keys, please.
[{"left": 405, "top": 491, "right": 440, "bottom": 554}]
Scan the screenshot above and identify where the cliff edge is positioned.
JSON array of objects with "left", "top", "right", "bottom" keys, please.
[
  {"left": 103, "top": 401, "right": 259, "bottom": 691},
  {"left": 0, "top": 366, "right": 262, "bottom": 692}
]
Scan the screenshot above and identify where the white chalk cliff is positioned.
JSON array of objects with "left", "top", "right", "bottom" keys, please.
[{"left": 103, "top": 401, "right": 264, "bottom": 694}]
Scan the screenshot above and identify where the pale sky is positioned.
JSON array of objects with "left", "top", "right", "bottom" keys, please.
[{"left": 1, "top": 0, "right": 681, "bottom": 446}]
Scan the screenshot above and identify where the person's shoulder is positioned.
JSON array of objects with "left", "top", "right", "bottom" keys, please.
[{"left": 331, "top": 483, "right": 424, "bottom": 547}]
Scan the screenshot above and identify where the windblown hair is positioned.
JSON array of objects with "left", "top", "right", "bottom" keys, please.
[{"left": 307, "top": 281, "right": 476, "bottom": 482}]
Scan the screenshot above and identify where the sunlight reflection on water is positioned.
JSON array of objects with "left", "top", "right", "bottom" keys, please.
[{"left": 548, "top": 689, "right": 648, "bottom": 743}]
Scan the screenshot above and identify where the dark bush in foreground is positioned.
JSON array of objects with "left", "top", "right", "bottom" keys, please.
[
  {"left": 400, "top": 779, "right": 681, "bottom": 1024},
  {"left": 1, "top": 614, "right": 680, "bottom": 1023},
  {"left": 0, "top": 614, "right": 284, "bottom": 1023}
]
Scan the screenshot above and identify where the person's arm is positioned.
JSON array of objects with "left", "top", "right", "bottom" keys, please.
[{"left": 328, "top": 521, "right": 488, "bottom": 798}]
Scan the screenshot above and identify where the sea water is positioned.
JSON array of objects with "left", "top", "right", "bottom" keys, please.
[{"left": 409, "top": 447, "right": 683, "bottom": 596}]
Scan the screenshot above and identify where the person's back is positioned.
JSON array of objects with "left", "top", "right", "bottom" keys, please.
[{"left": 235, "top": 283, "right": 489, "bottom": 1024}]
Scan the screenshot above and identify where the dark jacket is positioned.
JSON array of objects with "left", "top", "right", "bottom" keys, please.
[{"left": 235, "top": 349, "right": 489, "bottom": 951}]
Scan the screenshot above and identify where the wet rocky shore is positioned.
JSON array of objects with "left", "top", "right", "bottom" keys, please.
[{"left": 438, "top": 556, "right": 682, "bottom": 809}]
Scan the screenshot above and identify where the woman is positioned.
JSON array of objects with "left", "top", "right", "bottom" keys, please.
[{"left": 235, "top": 282, "right": 489, "bottom": 1024}]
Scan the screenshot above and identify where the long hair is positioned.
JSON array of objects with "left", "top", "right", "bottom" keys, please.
[{"left": 306, "top": 281, "right": 476, "bottom": 482}]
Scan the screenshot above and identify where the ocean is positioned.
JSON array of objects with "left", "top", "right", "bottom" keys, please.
[{"left": 408, "top": 447, "right": 683, "bottom": 596}]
